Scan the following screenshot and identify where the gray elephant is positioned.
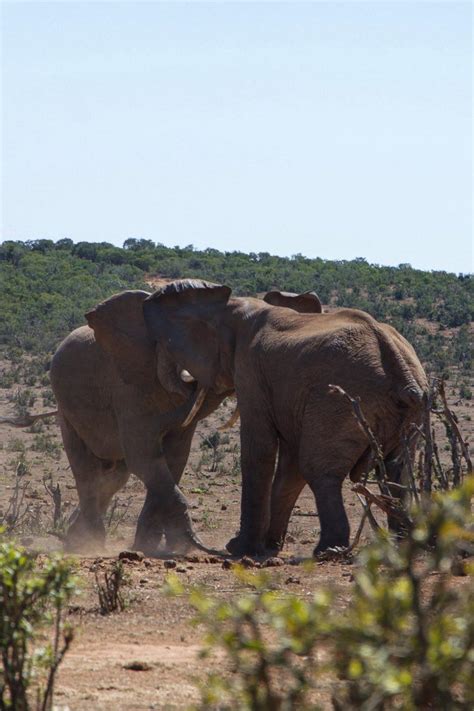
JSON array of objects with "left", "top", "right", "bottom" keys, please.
[
  {"left": 48, "top": 290, "right": 222, "bottom": 555},
  {"left": 263, "top": 290, "right": 322, "bottom": 313},
  {"left": 143, "top": 279, "right": 428, "bottom": 557},
  {"left": 48, "top": 287, "right": 322, "bottom": 555}
]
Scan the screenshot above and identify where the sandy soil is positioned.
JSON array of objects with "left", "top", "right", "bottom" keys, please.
[{"left": 0, "top": 353, "right": 472, "bottom": 709}]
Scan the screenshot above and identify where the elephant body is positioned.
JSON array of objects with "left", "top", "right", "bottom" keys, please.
[
  {"left": 50, "top": 290, "right": 228, "bottom": 554},
  {"left": 144, "top": 280, "right": 428, "bottom": 556},
  {"left": 232, "top": 302, "right": 427, "bottom": 554}
]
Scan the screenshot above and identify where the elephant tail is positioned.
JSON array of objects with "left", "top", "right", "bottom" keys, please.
[
  {"left": 349, "top": 446, "right": 373, "bottom": 483},
  {"left": 376, "top": 326, "right": 428, "bottom": 408}
]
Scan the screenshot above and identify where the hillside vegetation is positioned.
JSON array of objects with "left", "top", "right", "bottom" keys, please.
[
  {"left": 0, "top": 239, "right": 472, "bottom": 709},
  {"left": 1, "top": 239, "right": 472, "bottom": 377}
]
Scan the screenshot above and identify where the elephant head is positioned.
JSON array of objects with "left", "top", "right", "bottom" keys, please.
[
  {"left": 143, "top": 280, "right": 323, "bottom": 429},
  {"left": 85, "top": 290, "right": 198, "bottom": 402},
  {"left": 263, "top": 290, "right": 322, "bottom": 313},
  {"left": 143, "top": 280, "right": 234, "bottom": 422}
]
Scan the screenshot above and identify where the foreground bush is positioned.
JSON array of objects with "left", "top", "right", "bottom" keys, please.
[
  {"left": 166, "top": 479, "right": 474, "bottom": 710},
  {"left": 334, "top": 479, "right": 474, "bottom": 710},
  {"left": 0, "top": 539, "right": 77, "bottom": 711}
]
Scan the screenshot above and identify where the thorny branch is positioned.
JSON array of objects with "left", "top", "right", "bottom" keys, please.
[{"left": 328, "top": 380, "right": 471, "bottom": 550}]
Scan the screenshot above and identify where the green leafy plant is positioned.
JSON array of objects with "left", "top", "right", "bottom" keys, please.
[
  {"left": 165, "top": 567, "right": 332, "bottom": 709},
  {"left": 165, "top": 479, "right": 474, "bottom": 710},
  {"left": 332, "top": 479, "right": 474, "bottom": 710},
  {"left": 0, "top": 538, "right": 77, "bottom": 710}
]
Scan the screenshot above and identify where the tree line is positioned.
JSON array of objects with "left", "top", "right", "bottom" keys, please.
[{"left": 0, "top": 239, "right": 472, "bottom": 375}]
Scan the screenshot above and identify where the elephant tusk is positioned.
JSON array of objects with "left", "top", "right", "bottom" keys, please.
[
  {"left": 218, "top": 404, "right": 240, "bottom": 431},
  {"left": 182, "top": 386, "right": 208, "bottom": 428},
  {"left": 180, "top": 369, "right": 196, "bottom": 383}
]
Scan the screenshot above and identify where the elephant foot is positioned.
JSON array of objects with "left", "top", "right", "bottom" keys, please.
[
  {"left": 313, "top": 534, "right": 350, "bottom": 558},
  {"left": 132, "top": 529, "right": 163, "bottom": 558},
  {"left": 132, "top": 522, "right": 163, "bottom": 558},
  {"left": 164, "top": 512, "right": 222, "bottom": 556},
  {"left": 164, "top": 529, "right": 194, "bottom": 555},
  {"left": 226, "top": 534, "right": 267, "bottom": 558},
  {"left": 64, "top": 517, "right": 106, "bottom": 555},
  {"left": 264, "top": 536, "right": 284, "bottom": 555}
]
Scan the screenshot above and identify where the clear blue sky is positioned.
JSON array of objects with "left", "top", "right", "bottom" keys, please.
[{"left": 1, "top": 1, "right": 472, "bottom": 273}]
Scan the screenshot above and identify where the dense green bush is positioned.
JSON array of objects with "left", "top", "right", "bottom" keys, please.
[
  {"left": 333, "top": 480, "right": 474, "bottom": 710},
  {"left": 0, "top": 244, "right": 147, "bottom": 353},
  {"left": 0, "top": 539, "right": 77, "bottom": 710},
  {"left": 1, "top": 239, "right": 472, "bottom": 371}
]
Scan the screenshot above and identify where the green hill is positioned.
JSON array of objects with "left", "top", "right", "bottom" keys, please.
[{"left": 1, "top": 239, "right": 472, "bottom": 378}]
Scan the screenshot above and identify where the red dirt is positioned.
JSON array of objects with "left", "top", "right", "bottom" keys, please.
[{"left": 1, "top": 357, "right": 472, "bottom": 709}]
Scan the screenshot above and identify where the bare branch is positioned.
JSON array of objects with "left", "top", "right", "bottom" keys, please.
[{"left": 0, "top": 410, "right": 58, "bottom": 428}]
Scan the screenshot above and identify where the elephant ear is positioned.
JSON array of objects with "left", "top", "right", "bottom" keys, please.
[
  {"left": 85, "top": 290, "right": 154, "bottom": 386},
  {"left": 263, "top": 290, "right": 322, "bottom": 314},
  {"left": 143, "top": 279, "right": 232, "bottom": 390}
]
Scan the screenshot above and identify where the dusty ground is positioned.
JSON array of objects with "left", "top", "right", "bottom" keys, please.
[{"left": 0, "top": 353, "right": 472, "bottom": 709}]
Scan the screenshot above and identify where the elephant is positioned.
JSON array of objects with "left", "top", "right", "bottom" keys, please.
[
  {"left": 47, "top": 287, "right": 322, "bottom": 555},
  {"left": 143, "top": 279, "right": 428, "bottom": 557},
  {"left": 48, "top": 290, "right": 225, "bottom": 555},
  {"left": 263, "top": 290, "right": 322, "bottom": 313}
]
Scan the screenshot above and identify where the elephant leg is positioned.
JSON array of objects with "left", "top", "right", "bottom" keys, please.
[
  {"left": 60, "top": 416, "right": 130, "bottom": 553},
  {"left": 266, "top": 442, "right": 306, "bottom": 553},
  {"left": 161, "top": 425, "right": 197, "bottom": 551},
  {"left": 299, "top": 406, "right": 369, "bottom": 555},
  {"left": 86, "top": 459, "right": 129, "bottom": 517},
  {"left": 307, "top": 473, "right": 349, "bottom": 554},
  {"left": 162, "top": 425, "right": 196, "bottom": 484},
  {"left": 131, "top": 458, "right": 211, "bottom": 556},
  {"left": 226, "top": 414, "right": 278, "bottom": 557},
  {"left": 118, "top": 411, "right": 212, "bottom": 556},
  {"left": 132, "top": 475, "right": 182, "bottom": 555},
  {"left": 130, "top": 426, "right": 196, "bottom": 553}
]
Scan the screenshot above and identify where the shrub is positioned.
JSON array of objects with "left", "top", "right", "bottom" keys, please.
[
  {"left": 200, "top": 432, "right": 224, "bottom": 472},
  {"left": 165, "top": 567, "right": 332, "bottom": 709},
  {"left": 332, "top": 479, "right": 474, "bottom": 709},
  {"left": 1, "top": 239, "right": 472, "bottom": 373},
  {"left": 95, "top": 561, "right": 126, "bottom": 615},
  {"left": 165, "top": 479, "right": 474, "bottom": 710},
  {"left": 10, "top": 388, "right": 36, "bottom": 416},
  {"left": 459, "top": 382, "right": 472, "bottom": 400},
  {"left": 0, "top": 539, "right": 77, "bottom": 710},
  {"left": 31, "top": 434, "right": 61, "bottom": 460}
]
